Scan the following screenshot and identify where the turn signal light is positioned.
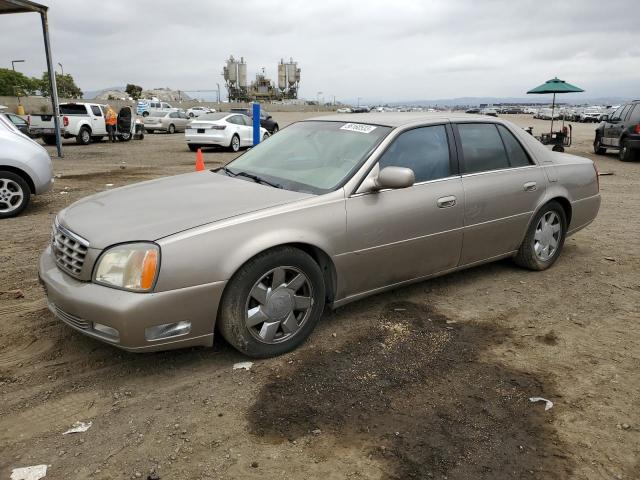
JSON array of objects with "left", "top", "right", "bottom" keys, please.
[{"left": 140, "top": 249, "right": 159, "bottom": 290}]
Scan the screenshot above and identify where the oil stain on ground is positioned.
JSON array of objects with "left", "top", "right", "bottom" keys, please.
[{"left": 249, "top": 301, "right": 573, "bottom": 479}]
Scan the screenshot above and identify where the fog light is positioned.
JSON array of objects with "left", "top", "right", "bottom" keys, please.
[
  {"left": 92, "top": 322, "right": 120, "bottom": 341},
  {"left": 145, "top": 321, "right": 191, "bottom": 341}
]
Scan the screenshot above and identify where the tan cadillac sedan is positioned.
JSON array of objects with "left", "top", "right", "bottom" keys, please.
[{"left": 39, "top": 113, "right": 601, "bottom": 358}]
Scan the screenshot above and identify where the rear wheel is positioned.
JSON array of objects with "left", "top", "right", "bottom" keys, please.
[
  {"left": 142, "top": 111, "right": 149, "bottom": 117},
  {"left": 272, "top": 124, "right": 279, "bottom": 133},
  {"left": 514, "top": 201, "right": 567, "bottom": 271},
  {"left": 119, "top": 131, "right": 132, "bottom": 141},
  {"left": 218, "top": 247, "right": 325, "bottom": 358},
  {"left": 76, "top": 127, "right": 91, "bottom": 145},
  {"left": 168, "top": 124, "right": 176, "bottom": 134},
  {"left": 42, "top": 135, "right": 56, "bottom": 145},
  {"left": 229, "top": 134, "right": 240, "bottom": 152},
  {"left": 619, "top": 139, "right": 638, "bottom": 162},
  {"left": 0, "top": 171, "right": 30, "bottom": 219},
  {"left": 593, "top": 136, "right": 606, "bottom": 155}
]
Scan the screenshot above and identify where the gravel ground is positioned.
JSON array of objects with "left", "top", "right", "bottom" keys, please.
[{"left": 1, "top": 113, "right": 638, "bottom": 480}]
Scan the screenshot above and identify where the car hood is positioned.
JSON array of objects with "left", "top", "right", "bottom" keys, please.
[{"left": 58, "top": 171, "right": 312, "bottom": 249}]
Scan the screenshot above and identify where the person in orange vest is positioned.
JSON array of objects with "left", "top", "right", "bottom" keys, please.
[{"left": 105, "top": 105, "right": 117, "bottom": 142}]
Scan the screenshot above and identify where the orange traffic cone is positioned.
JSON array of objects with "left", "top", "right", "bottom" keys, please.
[{"left": 195, "top": 148, "right": 205, "bottom": 171}]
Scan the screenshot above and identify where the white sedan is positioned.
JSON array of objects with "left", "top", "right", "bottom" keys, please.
[
  {"left": 186, "top": 106, "right": 215, "bottom": 118},
  {"left": 185, "top": 113, "right": 269, "bottom": 152}
]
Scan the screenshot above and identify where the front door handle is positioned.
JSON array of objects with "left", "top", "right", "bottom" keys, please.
[
  {"left": 523, "top": 181, "right": 537, "bottom": 192},
  {"left": 437, "top": 195, "right": 457, "bottom": 208}
]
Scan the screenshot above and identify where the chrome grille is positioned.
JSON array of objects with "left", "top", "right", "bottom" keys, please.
[
  {"left": 52, "top": 221, "right": 89, "bottom": 277},
  {"left": 50, "top": 302, "right": 90, "bottom": 330}
]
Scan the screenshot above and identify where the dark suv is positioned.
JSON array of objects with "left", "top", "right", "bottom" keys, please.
[
  {"left": 594, "top": 100, "right": 640, "bottom": 161},
  {"left": 229, "top": 108, "right": 279, "bottom": 133}
]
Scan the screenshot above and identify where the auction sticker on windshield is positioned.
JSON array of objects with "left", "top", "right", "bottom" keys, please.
[{"left": 340, "top": 123, "right": 377, "bottom": 134}]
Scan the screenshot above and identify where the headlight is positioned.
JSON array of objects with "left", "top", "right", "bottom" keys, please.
[{"left": 94, "top": 243, "right": 160, "bottom": 292}]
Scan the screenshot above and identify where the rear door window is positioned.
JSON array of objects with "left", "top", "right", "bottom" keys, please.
[
  {"left": 60, "top": 104, "right": 88, "bottom": 115},
  {"left": 378, "top": 125, "right": 451, "bottom": 183},
  {"left": 497, "top": 125, "right": 532, "bottom": 167},
  {"left": 619, "top": 104, "right": 633, "bottom": 121},
  {"left": 629, "top": 104, "right": 640, "bottom": 123},
  {"left": 91, "top": 106, "right": 102, "bottom": 116},
  {"left": 457, "top": 123, "right": 510, "bottom": 174}
]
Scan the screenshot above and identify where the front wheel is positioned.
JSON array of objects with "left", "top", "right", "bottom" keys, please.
[
  {"left": 593, "top": 136, "right": 606, "bottom": 155},
  {"left": 514, "top": 201, "right": 567, "bottom": 271},
  {"left": 0, "top": 171, "right": 31, "bottom": 219},
  {"left": 271, "top": 124, "right": 279, "bottom": 134},
  {"left": 218, "top": 247, "right": 326, "bottom": 358},
  {"left": 119, "top": 131, "right": 132, "bottom": 141},
  {"left": 142, "top": 111, "right": 149, "bottom": 117},
  {"left": 168, "top": 124, "right": 176, "bottom": 134}
]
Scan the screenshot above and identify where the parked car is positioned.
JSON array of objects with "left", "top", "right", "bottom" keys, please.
[
  {"left": 144, "top": 110, "right": 190, "bottom": 134},
  {"left": 336, "top": 108, "right": 352, "bottom": 113},
  {"left": 0, "top": 114, "right": 53, "bottom": 218},
  {"left": 29, "top": 103, "right": 137, "bottom": 145},
  {"left": 481, "top": 108, "right": 498, "bottom": 117},
  {"left": 185, "top": 112, "right": 270, "bottom": 151},
  {"left": 580, "top": 107, "right": 603, "bottom": 123},
  {"left": 136, "top": 100, "right": 174, "bottom": 117},
  {"left": 187, "top": 106, "right": 215, "bottom": 118},
  {"left": 39, "top": 113, "right": 600, "bottom": 357},
  {"left": 536, "top": 108, "right": 561, "bottom": 120},
  {"left": 594, "top": 100, "right": 640, "bottom": 161},
  {"left": 465, "top": 108, "right": 480, "bottom": 114},
  {"left": 1, "top": 112, "right": 30, "bottom": 136},
  {"left": 229, "top": 108, "right": 279, "bottom": 133}
]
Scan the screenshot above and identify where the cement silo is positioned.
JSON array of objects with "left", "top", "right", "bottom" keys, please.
[
  {"left": 223, "top": 55, "right": 248, "bottom": 102},
  {"left": 278, "top": 60, "right": 287, "bottom": 91},
  {"left": 238, "top": 60, "right": 247, "bottom": 89},
  {"left": 277, "top": 57, "right": 301, "bottom": 99}
]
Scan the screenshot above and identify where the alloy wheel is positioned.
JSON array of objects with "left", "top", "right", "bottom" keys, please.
[
  {"left": 0, "top": 178, "right": 24, "bottom": 214},
  {"left": 232, "top": 136, "right": 240, "bottom": 151},
  {"left": 244, "top": 266, "right": 313, "bottom": 344},
  {"left": 533, "top": 211, "right": 561, "bottom": 261}
]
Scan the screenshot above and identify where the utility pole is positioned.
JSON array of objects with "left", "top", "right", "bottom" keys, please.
[{"left": 57, "top": 62, "right": 63, "bottom": 76}]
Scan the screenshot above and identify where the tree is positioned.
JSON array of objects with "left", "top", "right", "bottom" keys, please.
[
  {"left": 38, "top": 72, "right": 83, "bottom": 98},
  {"left": 0, "top": 68, "right": 38, "bottom": 96},
  {"left": 125, "top": 83, "right": 143, "bottom": 100}
]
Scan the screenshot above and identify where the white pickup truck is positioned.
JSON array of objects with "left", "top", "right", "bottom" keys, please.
[{"left": 29, "top": 102, "right": 137, "bottom": 145}]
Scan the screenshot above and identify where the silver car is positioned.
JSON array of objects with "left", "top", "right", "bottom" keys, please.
[
  {"left": 144, "top": 110, "right": 190, "bottom": 134},
  {"left": 39, "top": 114, "right": 600, "bottom": 357},
  {"left": 0, "top": 114, "right": 53, "bottom": 218}
]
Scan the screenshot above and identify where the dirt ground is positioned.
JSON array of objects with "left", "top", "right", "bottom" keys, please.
[{"left": 1, "top": 113, "right": 638, "bottom": 480}]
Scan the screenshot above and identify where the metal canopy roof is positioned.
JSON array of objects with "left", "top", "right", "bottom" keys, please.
[{"left": 0, "top": 0, "right": 48, "bottom": 15}]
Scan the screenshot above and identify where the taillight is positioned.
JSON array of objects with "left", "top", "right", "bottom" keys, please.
[
  {"left": 634, "top": 124, "right": 640, "bottom": 134},
  {"left": 594, "top": 162, "right": 600, "bottom": 192},
  {"left": 63, "top": 116, "right": 69, "bottom": 127},
  {"left": 211, "top": 125, "right": 226, "bottom": 130}
]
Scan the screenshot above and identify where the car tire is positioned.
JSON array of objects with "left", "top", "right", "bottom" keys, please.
[
  {"left": 76, "top": 127, "right": 91, "bottom": 145},
  {"left": 619, "top": 139, "right": 637, "bottom": 162},
  {"left": 514, "top": 201, "right": 567, "bottom": 271},
  {"left": 189, "top": 113, "right": 194, "bottom": 118},
  {"left": 119, "top": 132, "right": 132, "bottom": 142},
  {"left": 0, "top": 170, "right": 31, "bottom": 219},
  {"left": 42, "top": 135, "right": 57, "bottom": 145},
  {"left": 593, "top": 136, "right": 606, "bottom": 155},
  {"left": 262, "top": 132, "right": 270, "bottom": 141},
  {"left": 142, "top": 111, "right": 149, "bottom": 117},
  {"left": 188, "top": 144, "right": 199, "bottom": 152},
  {"left": 272, "top": 124, "right": 279, "bottom": 133},
  {"left": 146, "top": 129, "right": 154, "bottom": 134},
  {"left": 229, "top": 134, "right": 240, "bottom": 152},
  {"left": 218, "top": 247, "right": 326, "bottom": 358},
  {"left": 168, "top": 124, "right": 175, "bottom": 134},
  {"left": 552, "top": 145, "right": 564, "bottom": 152}
]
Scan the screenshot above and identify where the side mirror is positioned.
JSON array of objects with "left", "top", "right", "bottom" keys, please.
[{"left": 361, "top": 166, "right": 415, "bottom": 192}]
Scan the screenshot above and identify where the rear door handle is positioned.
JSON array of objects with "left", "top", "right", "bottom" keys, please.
[
  {"left": 437, "top": 195, "right": 457, "bottom": 208},
  {"left": 523, "top": 181, "right": 537, "bottom": 191}
]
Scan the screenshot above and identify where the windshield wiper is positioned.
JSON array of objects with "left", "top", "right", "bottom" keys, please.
[{"left": 220, "top": 167, "right": 281, "bottom": 189}]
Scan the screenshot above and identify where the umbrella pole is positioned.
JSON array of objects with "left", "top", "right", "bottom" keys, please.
[{"left": 550, "top": 92, "right": 555, "bottom": 135}]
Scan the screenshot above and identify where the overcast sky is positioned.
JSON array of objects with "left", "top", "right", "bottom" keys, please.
[{"left": 1, "top": 0, "right": 638, "bottom": 102}]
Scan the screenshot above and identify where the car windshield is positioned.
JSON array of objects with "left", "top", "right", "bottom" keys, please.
[
  {"left": 198, "top": 113, "right": 227, "bottom": 121},
  {"left": 224, "top": 120, "right": 391, "bottom": 194}
]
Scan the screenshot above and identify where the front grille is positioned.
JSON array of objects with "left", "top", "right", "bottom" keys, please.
[
  {"left": 50, "top": 302, "right": 90, "bottom": 330},
  {"left": 52, "top": 221, "right": 89, "bottom": 277}
]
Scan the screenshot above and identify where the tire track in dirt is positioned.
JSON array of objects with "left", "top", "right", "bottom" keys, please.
[{"left": 249, "top": 301, "right": 573, "bottom": 479}]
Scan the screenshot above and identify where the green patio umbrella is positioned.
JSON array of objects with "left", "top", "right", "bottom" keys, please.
[{"left": 527, "top": 77, "right": 584, "bottom": 133}]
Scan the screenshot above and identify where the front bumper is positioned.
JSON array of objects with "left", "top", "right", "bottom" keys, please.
[{"left": 38, "top": 246, "right": 226, "bottom": 352}]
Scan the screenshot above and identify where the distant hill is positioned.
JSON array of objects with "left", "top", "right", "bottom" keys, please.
[
  {"left": 380, "top": 96, "right": 630, "bottom": 107},
  {"left": 85, "top": 86, "right": 192, "bottom": 102}
]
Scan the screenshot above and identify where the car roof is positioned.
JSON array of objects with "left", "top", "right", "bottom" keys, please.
[{"left": 307, "top": 112, "right": 505, "bottom": 128}]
